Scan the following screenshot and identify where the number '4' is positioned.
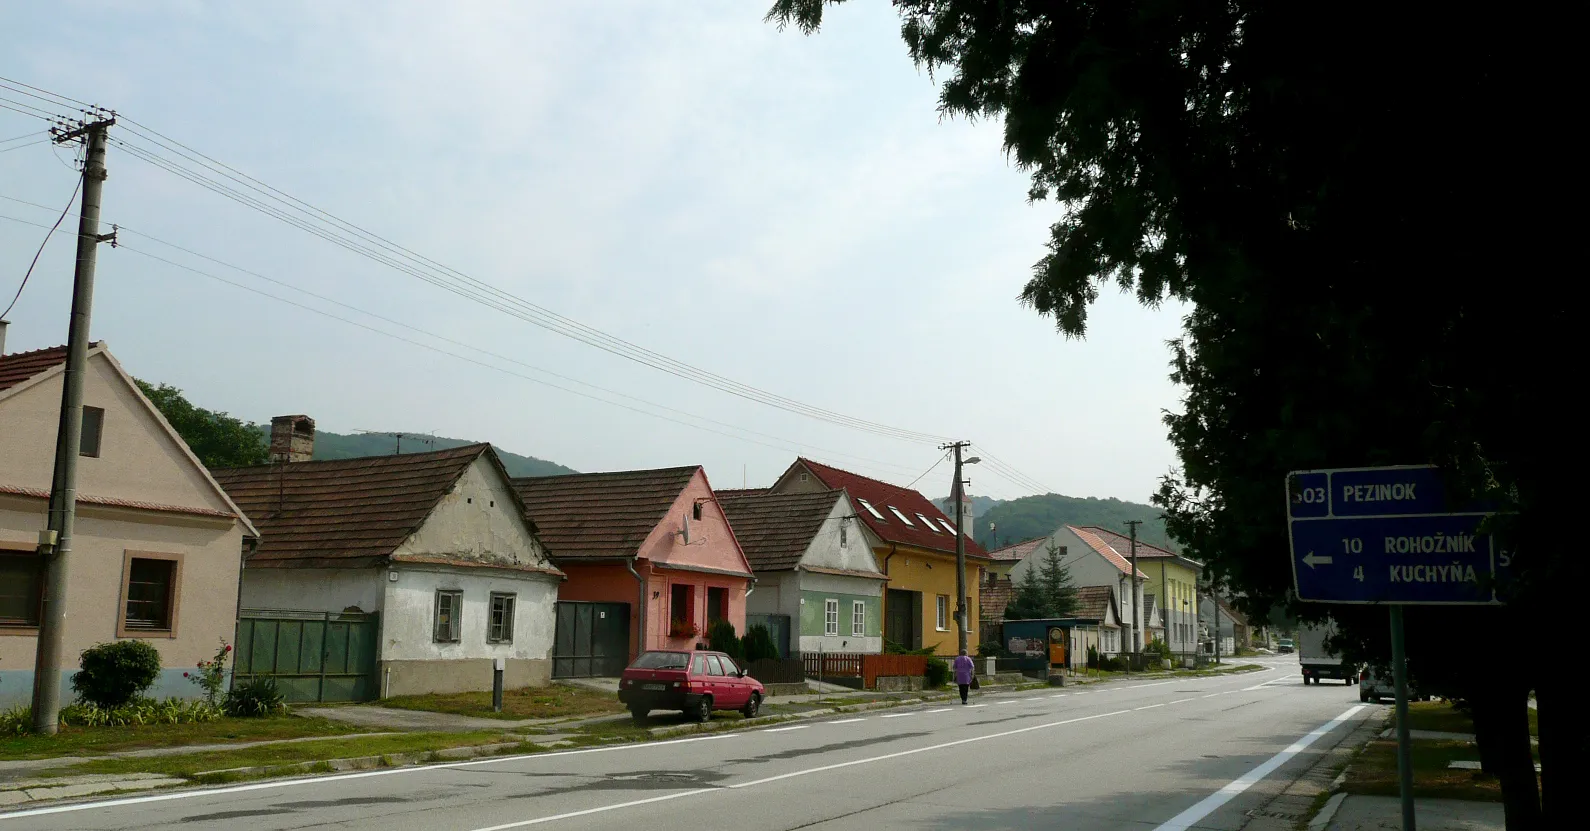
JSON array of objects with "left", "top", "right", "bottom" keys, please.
[{"left": 1353, "top": 566, "right": 1365, "bottom": 582}]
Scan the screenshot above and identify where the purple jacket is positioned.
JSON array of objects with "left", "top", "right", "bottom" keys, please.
[{"left": 952, "top": 655, "right": 976, "bottom": 685}]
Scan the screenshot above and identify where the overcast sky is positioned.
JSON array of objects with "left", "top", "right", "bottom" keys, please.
[{"left": 0, "top": 2, "right": 1187, "bottom": 504}]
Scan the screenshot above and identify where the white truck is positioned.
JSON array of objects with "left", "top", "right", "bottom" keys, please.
[{"left": 1298, "top": 621, "right": 1353, "bottom": 685}]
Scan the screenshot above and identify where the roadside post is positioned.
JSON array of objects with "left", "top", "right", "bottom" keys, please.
[
  {"left": 492, "top": 657, "right": 505, "bottom": 713},
  {"left": 1287, "top": 465, "right": 1508, "bottom": 831}
]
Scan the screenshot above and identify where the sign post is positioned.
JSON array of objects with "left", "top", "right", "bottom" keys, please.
[{"left": 1287, "top": 465, "right": 1506, "bottom": 831}]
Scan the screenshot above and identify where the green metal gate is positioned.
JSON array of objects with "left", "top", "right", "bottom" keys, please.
[
  {"left": 235, "top": 609, "right": 380, "bottom": 702},
  {"left": 552, "top": 601, "right": 629, "bottom": 678}
]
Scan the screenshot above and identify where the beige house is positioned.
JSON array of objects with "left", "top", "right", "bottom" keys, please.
[
  {"left": 0, "top": 341, "right": 256, "bottom": 707},
  {"left": 212, "top": 422, "right": 564, "bottom": 698}
]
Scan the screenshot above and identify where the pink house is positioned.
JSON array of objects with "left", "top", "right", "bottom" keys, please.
[{"left": 512, "top": 466, "right": 753, "bottom": 677}]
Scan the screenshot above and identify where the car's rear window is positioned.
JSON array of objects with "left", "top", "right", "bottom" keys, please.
[{"left": 631, "top": 651, "right": 690, "bottom": 670}]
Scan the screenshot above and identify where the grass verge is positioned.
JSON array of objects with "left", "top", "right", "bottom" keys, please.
[
  {"left": 1393, "top": 701, "right": 1538, "bottom": 737},
  {"left": 0, "top": 715, "right": 364, "bottom": 762},
  {"left": 1340, "top": 737, "right": 1540, "bottom": 802},
  {"left": 380, "top": 682, "right": 625, "bottom": 721}
]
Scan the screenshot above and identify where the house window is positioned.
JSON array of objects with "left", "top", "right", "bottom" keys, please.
[
  {"left": 671, "top": 583, "right": 693, "bottom": 630},
  {"left": 888, "top": 507, "right": 914, "bottom": 526},
  {"left": 434, "top": 590, "right": 462, "bottom": 642},
  {"left": 839, "top": 523, "right": 848, "bottom": 548},
  {"left": 122, "top": 556, "right": 177, "bottom": 633},
  {"left": 916, "top": 514, "right": 938, "bottom": 532},
  {"left": 693, "top": 501, "right": 704, "bottom": 521},
  {"left": 0, "top": 549, "right": 43, "bottom": 627},
  {"left": 936, "top": 595, "right": 948, "bottom": 631},
  {"left": 707, "top": 586, "right": 728, "bottom": 624},
  {"left": 856, "top": 498, "right": 885, "bottom": 520},
  {"left": 488, "top": 593, "right": 515, "bottom": 643},
  {"left": 852, "top": 600, "right": 866, "bottom": 637},
  {"left": 824, "top": 599, "right": 839, "bottom": 636},
  {"left": 938, "top": 519, "right": 958, "bottom": 536},
  {"left": 80, "top": 406, "right": 104, "bottom": 458}
]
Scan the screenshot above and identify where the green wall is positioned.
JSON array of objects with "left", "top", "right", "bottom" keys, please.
[{"left": 800, "top": 591, "right": 880, "bottom": 637}]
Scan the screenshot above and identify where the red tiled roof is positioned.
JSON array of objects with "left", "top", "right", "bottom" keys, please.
[
  {"left": 1073, "top": 585, "right": 1118, "bottom": 623},
  {"left": 719, "top": 489, "right": 843, "bottom": 572},
  {"left": 989, "top": 536, "right": 1048, "bottom": 562},
  {"left": 512, "top": 466, "right": 699, "bottom": 561},
  {"left": 211, "top": 444, "right": 527, "bottom": 569},
  {"left": 1068, "top": 525, "right": 1148, "bottom": 578},
  {"left": 0, "top": 343, "right": 99, "bottom": 393},
  {"left": 788, "top": 458, "right": 991, "bottom": 560},
  {"left": 0, "top": 484, "right": 237, "bottom": 520}
]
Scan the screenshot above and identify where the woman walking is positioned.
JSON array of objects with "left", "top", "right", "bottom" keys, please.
[{"left": 953, "top": 649, "right": 976, "bottom": 704}]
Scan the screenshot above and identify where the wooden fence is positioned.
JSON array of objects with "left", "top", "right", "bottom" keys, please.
[
  {"left": 862, "top": 654, "right": 928, "bottom": 689},
  {"left": 745, "top": 657, "right": 805, "bottom": 684},
  {"left": 802, "top": 651, "right": 862, "bottom": 678}
]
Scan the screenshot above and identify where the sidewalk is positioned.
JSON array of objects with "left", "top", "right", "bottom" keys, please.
[{"left": 1324, "top": 795, "right": 1502, "bottom": 830}]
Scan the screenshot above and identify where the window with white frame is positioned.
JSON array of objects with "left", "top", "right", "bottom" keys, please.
[
  {"left": 938, "top": 519, "right": 959, "bottom": 536},
  {"left": 852, "top": 600, "right": 866, "bottom": 636},
  {"left": 824, "top": 599, "right": 839, "bottom": 636},
  {"left": 936, "top": 595, "right": 948, "bottom": 630},
  {"left": 488, "top": 593, "right": 515, "bottom": 643},
  {"left": 888, "top": 506, "right": 914, "bottom": 526},
  {"left": 856, "top": 498, "right": 885, "bottom": 520},
  {"left": 915, "top": 513, "right": 938, "bottom": 532},
  {"left": 434, "top": 590, "right": 462, "bottom": 643}
]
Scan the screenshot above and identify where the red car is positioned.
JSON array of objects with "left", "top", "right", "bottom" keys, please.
[{"left": 617, "top": 649, "right": 764, "bottom": 723}]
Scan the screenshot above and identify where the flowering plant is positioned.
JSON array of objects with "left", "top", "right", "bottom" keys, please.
[
  {"left": 185, "top": 638, "right": 232, "bottom": 707},
  {"left": 668, "top": 620, "right": 699, "bottom": 639}
]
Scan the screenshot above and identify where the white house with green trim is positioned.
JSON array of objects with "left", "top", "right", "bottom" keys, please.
[{"left": 718, "top": 487, "right": 885, "bottom": 654}]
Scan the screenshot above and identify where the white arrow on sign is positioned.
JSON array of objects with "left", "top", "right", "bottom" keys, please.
[{"left": 1302, "top": 551, "right": 1333, "bottom": 569}]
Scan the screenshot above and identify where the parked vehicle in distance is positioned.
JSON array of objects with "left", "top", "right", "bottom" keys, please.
[
  {"left": 618, "top": 649, "right": 765, "bottom": 723},
  {"left": 1299, "top": 622, "right": 1353, "bottom": 685},
  {"left": 1277, "top": 638, "right": 1295, "bottom": 653},
  {"left": 1359, "top": 667, "right": 1428, "bottom": 703}
]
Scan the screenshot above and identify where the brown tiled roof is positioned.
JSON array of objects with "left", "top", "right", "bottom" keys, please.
[
  {"left": 787, "top": 458, "right": 991, "bottom": 560},
  {"left": 1069, "top": 526, "right": 1148, "bottom": 578},
  {"left": 0, "top": 343, "right": 99, "bottom": 393},
  {"left": 211, "top": 444, "right": 506, "bottom": 569},
  {"left": 718, "top": 489, "right": 841, "bottom": 572},
  {"left": 1073, "top": 585, "right": 1117, "bottom": 623},
  {"left": 512, "top": 466, "right": 698, "bottom": 561},
  {"left": 714, "top": 487, "right": 768, "bottom": 498},
  {"left": 980, "top": 574, "right": 1015, "bottom": 624},
  {"left": 989, "top": 536, "right": 1048, "bottom": 562}
]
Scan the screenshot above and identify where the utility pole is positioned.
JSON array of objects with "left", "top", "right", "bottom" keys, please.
[
  {"left": 941, "top": 441, "right": 974, "bottom": 656},
  {"left": 1125, "top": 520, "right": 1142, "bottom": 669},
  {"left": 32, "top": 115, "right": 115, "bottom": 734}
]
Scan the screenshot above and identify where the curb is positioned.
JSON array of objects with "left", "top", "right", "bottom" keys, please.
[
  {"left": 189, "top": 738, "right": 552, "bottom": 783},
  {"left": 1307, "top": 792, "right": 1348, "bottom": 830}
]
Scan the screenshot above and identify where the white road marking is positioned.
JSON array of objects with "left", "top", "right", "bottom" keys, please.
[
  {"left": 995, "top": 700, "right": 1019, "bottom": 706},
  {"left": 1024, "top": 697, "right": 1044, "bottom": 702},
  {"left": 965, "top": 704, "right": 988, "bottom": 708},
  {"left": 925, "top": 708, "right": 952, "bottom": 713},
  {"left": 1135, "top": 703, "right": 1166, "bottom": 711},
  {"left": 1151, "top": 705, "right": 1367, "bottom": 831},
  {"left": 1127, "top": 680, "right": 1176, "bottom": 690},
  {"left": 1167, "top": 698, "right": 1197, "bottom": 705},
  {"left": 828, "top": 718, "right": 865, "bottom": 725},
  {"left": 880, "top": 712, "right": 915, "bottom": 718},
  {"left": 1050, "top": 694, "right": 1068, "bottom": 699},
  {"left": 763, "top": 725, "right": 808, "bottom": 733},
  {"left": 1202, "top": 693, "right": 1220, "bottom": 698}
]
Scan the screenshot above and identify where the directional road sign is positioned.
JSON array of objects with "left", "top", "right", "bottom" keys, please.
[{"left": 1286, "top": 465, "right": 1509, "bottom": 605}]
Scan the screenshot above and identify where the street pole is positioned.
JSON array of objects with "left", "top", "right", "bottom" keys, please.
[
  {"left": 1390, "top": 605, "right": 1417, "bottom": 831},
  {"left": 31, "top": 116, "right": 114, "bottom": 734},
  {"left": 947, "top": 441, "right": 970, "bottom": 657},
  {"left": 1213, "top": 594, "right": 1222, "bottom": 665},
  {"left": 1125, "top": 520, "right": 1141, "bottom": 670}
]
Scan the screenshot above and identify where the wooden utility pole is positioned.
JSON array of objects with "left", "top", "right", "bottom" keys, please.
[
  {"left": 1125, "top": 520, "right": 1142, "bottom": 668},
  {"left": 32, "top": 115, "right": 115, "bottom": 734},
  {"left": 942, "top": 441, "right": 974, "bottom": 656}
]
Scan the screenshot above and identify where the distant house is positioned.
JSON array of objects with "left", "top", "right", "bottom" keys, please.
[
  {"left": 212, "top": 422, "right": 562, "bottom": 699},
  {"left": 768, "top": 458, "right": 991, "bottom": 657},
  {"left": 0, "top": 342, "right": 256, "bottom": 707},
  {"left": 1199, "top": 595, "right": 1248, "bottom": 655},
  {"left": 512, "top": 467, "right": 753, "bottom": 678},
  {"left": 1009, "top": 525, "right": 1149, "bottom": 655},
  {"left": 1072, "top": 585, "right": 1125, "bottom": 658},
  {"left": 718, "top": 488, "right": 886, "bottom": 655},
  {"left": 979, "top": 537, "right": 1047, "bottom": 643},
  {"left": 1071, "top": 525, "right": 1203, "bottom": 657}
]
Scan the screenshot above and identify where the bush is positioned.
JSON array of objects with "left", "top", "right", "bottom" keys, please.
[
  {"left": 924, "top": 657, "right": 951, "bottom": 688},
  {"left": 1145, "top": 639, "right": 1173, "bottom": 661},
  {"left": 885, "top": 640, "right": 938, "bottom": 656},
  {"left": 186, "top": 639, "right": 233, "bottom": 707},
  {"left": 742, "top": 624, "right": 779, "bottom": 663},
  {"left": 976, "top": 641, "right": 1002, "bottom": 659},
  {"left": 706, "top": 619, "right": 743, "bottom": 664},
  {"left": 1086, "top": 645, "right": 1100, "bottom": 668},
  {"left": 62, "top": 697, "right": 220, "bottom": 727},
  {"left": 1, "top": 704, "right": 30, "bottom": 736},
  {"left": 224, "top": 676, "right": 286, "bottom": 717},
  {"left": 72, "top": 640, "right": 163, "bottom": 707}
]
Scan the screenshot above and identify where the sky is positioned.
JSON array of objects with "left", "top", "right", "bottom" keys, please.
[{"left": 0, "top": 1, "right": 1188, "bottom": 504}]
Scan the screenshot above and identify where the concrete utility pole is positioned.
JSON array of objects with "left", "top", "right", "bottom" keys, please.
[
  {"left": 32, "top": 115, "right": 115, "bottom": 734},
  {"left": 1125, "top": 520, "right": 1142, "bottom": 666},
  {"left": 941, "top": 441, "right": 976, "bottom": 656}
]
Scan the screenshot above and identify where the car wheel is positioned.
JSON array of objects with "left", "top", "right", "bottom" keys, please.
[
  {"left": 692, "top": 696, "right": 713, "bottom": 723},
  {"left": 742, "top": 693, "right": 761, "bottom": 719},
  {"left": 629, "top": 706, "right": 648, "bottom": 724},
  {"left": 1360, "top": 690, "right": 1368, "bottom": 702}
]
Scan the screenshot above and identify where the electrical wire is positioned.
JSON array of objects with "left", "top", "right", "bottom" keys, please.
[
  {"left": 0, "top": 137, "right": 50, "bottom": 154},
  {"left": 0, "top": 130, "right": 43, "bottom": 146},
  {"left": 1, "top": 173, "right": 81, "bottom": 319}
]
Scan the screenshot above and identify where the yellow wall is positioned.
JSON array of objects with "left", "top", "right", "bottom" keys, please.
[
  {"left": 880, "top": 545, "right": 982, "bottom": 656},
  {"left": 1144, "top": 558, "right": 1200, "bottom": 648}
]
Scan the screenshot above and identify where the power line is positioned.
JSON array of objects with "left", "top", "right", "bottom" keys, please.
[
  {"left": 1, "top": 130, "right": 44, "bottom": 146},
  {"left": 0, "top": 137, "right": 50, "bottom": 155},
  {"left": 2, "top": 173, "right": 81, "bottom": 319}
]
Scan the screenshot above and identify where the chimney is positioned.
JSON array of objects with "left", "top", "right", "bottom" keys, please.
[
  {"left": 269, "top": 415, "right": 315, "bottom": 463},
  {"left": 0, "top": 319, "right": 8, "bottom": 356}
]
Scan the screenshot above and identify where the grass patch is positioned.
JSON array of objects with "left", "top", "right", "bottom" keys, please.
[
  {"left": 381, "top": 682, "right": 624, "bottom": 721},
  {"left": 1342, "top": 738, "right": 1540, "bottom": 803},
  {"left": 34, "top": 729, "right": 511, "bottom": 780},
  {"left": 0, "top": 715, "right": 364, "bottom": 761},
  {"left": 1393, "top": 701, "right": 1538, "bottom": 737}
]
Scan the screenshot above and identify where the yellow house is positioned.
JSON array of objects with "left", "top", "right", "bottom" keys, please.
[
  {"left": 770, "top": 459, "right": 989, "bottom": 656},
  {"left": 1071, "top": 526, "right": 1202, "bottom": 656}
]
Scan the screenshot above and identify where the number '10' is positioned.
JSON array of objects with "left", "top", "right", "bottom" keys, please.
[{"left": 1342, "top": 538, "right": 1362, "bottom": 554}]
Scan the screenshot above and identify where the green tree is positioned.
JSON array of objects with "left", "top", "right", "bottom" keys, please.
[
  {"left": 768, "top": 3, "right": 1565, "bottom": 825},
  {"left": 136, "top": 380, "right": 268, "bottom": 468},
  {"left": 1036, "top": 544, "right": 1078, "bottom": 619},
  {"left": 1001, "top": 565, "right": 1048, "bottom": 621}
]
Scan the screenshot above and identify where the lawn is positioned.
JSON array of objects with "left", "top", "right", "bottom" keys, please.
[
  {"left": 0, "top": 715, "right": 365, "bottom": 761},
  {"left": 1342, "top": 738, "right": 1539, "bottom": 802},
  {"left": 1394, "top": 700, "right": 1538, "bottom": 737},
  {"left": 381, "top": 681, "right": 625, "bottom": 721}
]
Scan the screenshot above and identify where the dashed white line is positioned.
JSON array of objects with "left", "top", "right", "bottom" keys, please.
[
  {"left": 995, "top": 700, "right": 1019, "bottom": 706},
  {"left": 1134, "top": 703, "right": 1166, "bottom": 711},
  {"left": 880, "top": 712, "right": 915, "bottom": 719},
  {"left": 925, "top": 708, "right": 952, "bottom": 713},
  {"left": 1024, "top": 697, "right": 1044, "bottom": 702},
  {"left": 965, "top": 704, "right": 988, "bottom": 708},
  {"left": 1049, "top": 694, "right": 1068, "bottom": 699},
  {"left": 764, "top": 725, "right": 809, "bottom": 733},
  {"left": 1202, "top": 693, "right": 1220, "bottom": 698},
  {"left": 1167, "top": 698, "right": 1196, "bottom": 705},
  {"left": 828, "top": 718, "right": 865, "bottom": 725}
]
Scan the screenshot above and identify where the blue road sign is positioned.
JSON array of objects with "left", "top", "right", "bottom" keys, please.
[{"left": 1286, "top": 466, "right": 1507, "bottom": 605}]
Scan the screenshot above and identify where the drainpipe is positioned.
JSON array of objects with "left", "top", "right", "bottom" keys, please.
[
  {"left": 626, "top": 558, "right": 647, "bottom": 657},
  {"left": 229, "top": 536, "right": 257, "bottom": 695},
  {"left": 744, "top": 576, "right": 757, "bottom": 600}
]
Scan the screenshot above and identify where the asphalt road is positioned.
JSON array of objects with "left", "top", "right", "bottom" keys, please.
[{"left": 1, "top": 656, "right": 1382, "bottom": 830}]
